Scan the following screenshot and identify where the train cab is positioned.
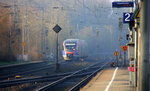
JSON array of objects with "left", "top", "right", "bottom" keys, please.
[{"left": 62, "top": 39, "right": 87, "bottom": 61}]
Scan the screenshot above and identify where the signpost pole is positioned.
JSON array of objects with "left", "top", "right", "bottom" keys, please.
[
  {"left": 121, "top": 46, "right": 128, "bottom": 66},
  {"left": 116, "top": 55, "right": 118, "bottom": 66},
  {"left": 56, "top": 33, "right": 59, "bottom": 70},
  {"left": 124, "top": 51, "right": 126, "bottom": 67},
  {"left": 114, "top": 51, "right": 119, "bottom": 66},
  {"left": 53, "top": 24, "right": 62, "bottom": 71}
]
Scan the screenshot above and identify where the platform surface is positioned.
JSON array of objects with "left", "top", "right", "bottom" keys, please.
[{"left": 80, "top": 67, "right": 135, "bottom": 91}]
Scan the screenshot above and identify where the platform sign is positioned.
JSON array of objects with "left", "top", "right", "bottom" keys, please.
[
  {"left": 114, "top": 51, "right": 119, "bottom": 56},
  {"left": 123, "top": 12, "right": 133, "bottom": 23},
  {"left": 112, "top": 2, "right": 134, "bottom": 8},
  {"left": 121, "top": 46, "right": 128, "bottom": 52}
]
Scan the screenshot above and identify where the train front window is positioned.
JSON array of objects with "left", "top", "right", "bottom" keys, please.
[{"left": 65, "top": 43, "right": 76, "bottom": 51}]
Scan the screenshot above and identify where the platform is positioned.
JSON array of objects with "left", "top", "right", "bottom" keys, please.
[{"left": 80, "top": 67, "right": 135, "bottom": 91}]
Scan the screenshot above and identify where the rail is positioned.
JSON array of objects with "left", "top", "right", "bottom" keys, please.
[{"left": 36, "top": 62, "right": 108, "bottom": 91}]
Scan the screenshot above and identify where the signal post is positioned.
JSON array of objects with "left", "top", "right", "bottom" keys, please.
[
  {"left": 114, "top": 51, "right": 119, "bottom": 66},
  {"left": 121, "top": 46, "right": 128, "bottom": 66},
  {"left": 53, "top": 24, "right": 62, "bottom": 71}
]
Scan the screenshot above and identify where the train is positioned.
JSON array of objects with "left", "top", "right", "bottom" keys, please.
[{"left": 62, "top": 39, "right": 88, "bottom": 61}]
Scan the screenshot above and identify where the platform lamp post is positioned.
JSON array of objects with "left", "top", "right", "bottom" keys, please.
[{"left": 53, "top": 24, "right": 62, "bottom": 71}]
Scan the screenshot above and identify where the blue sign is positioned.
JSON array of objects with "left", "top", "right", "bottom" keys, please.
[
  {"left": 123, "top": 13, "right": 133, "bottom": 23},
  {"left": 112, "top": 2, "right": 134, "bottom": 8}
]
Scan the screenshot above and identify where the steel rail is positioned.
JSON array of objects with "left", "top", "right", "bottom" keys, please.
[
  {"left": 0, "top": 61, "right": 65, "bottom": 80},
  {"left": 0, "top": 65, "right": 52, "bottom": 80},
  {"left": 69, "top": 62, "right": 108, "bottom": 91},
  {"left": 36, "top": 62, "right": 104, "bottom": 91},
  {"left": 0, "top": 72, "right": 72, "bottom": 87},
  {"left": 0, "top": 70, "right": 95, "bottom": 88}
]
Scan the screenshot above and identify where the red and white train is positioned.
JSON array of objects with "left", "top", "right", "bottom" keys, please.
[{"left": 62, "top": 39, "right": 88, "bottom": 61}]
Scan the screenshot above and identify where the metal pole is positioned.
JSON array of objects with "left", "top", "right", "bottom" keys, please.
[
  {"left": 138, "top": 0, "right": 149, "bottom": 91},
  {"left": 116, "top": 56, "right": 118, "bottom": 66},
  {"left": 134, "top": 19, "right": 139, "bottom": 87},
  {"left": 56, "top": 33, "right": 58, "bottom": 64},
  {"left": 124, "top": 51, "right": 126, "bottom": 66},
  {"left": 56, "top": 33, "right": 59, "bottom": 70},
  {"left": 119, "top": 18, "right": 123, "bottom": 62},
  {"left": 41, "top": 7, "right": 44, "bottom": 58}
]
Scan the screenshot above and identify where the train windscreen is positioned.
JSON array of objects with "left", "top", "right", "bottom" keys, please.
[{"left": 65, "top": 43, "right": 76, "bottom": 51}]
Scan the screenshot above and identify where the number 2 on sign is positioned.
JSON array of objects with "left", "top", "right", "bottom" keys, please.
[{"left": 125, "top": 13, "right": 130, "bottom": 22}]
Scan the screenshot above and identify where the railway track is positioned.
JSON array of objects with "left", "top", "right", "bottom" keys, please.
[
  {"left": 0, "top": 72, "right": 71, "bottom": 87},
  {"left": 0, "top": 61, "right": 102, "bottom": 86},
  {"left": 0, "top": 61, "right": 66, "bottom": 81},
  {"left": 36, "top": 61, "right": 109, "bottom": 91},
  {"left": 0, "top": 60, "right": 111, "bottom": 91},
  {"left": 0, "top": 71, "right": 94, "bottom": 87},
  {"left": 0, "top": 60, "right": 95, "bottom": 81}
]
